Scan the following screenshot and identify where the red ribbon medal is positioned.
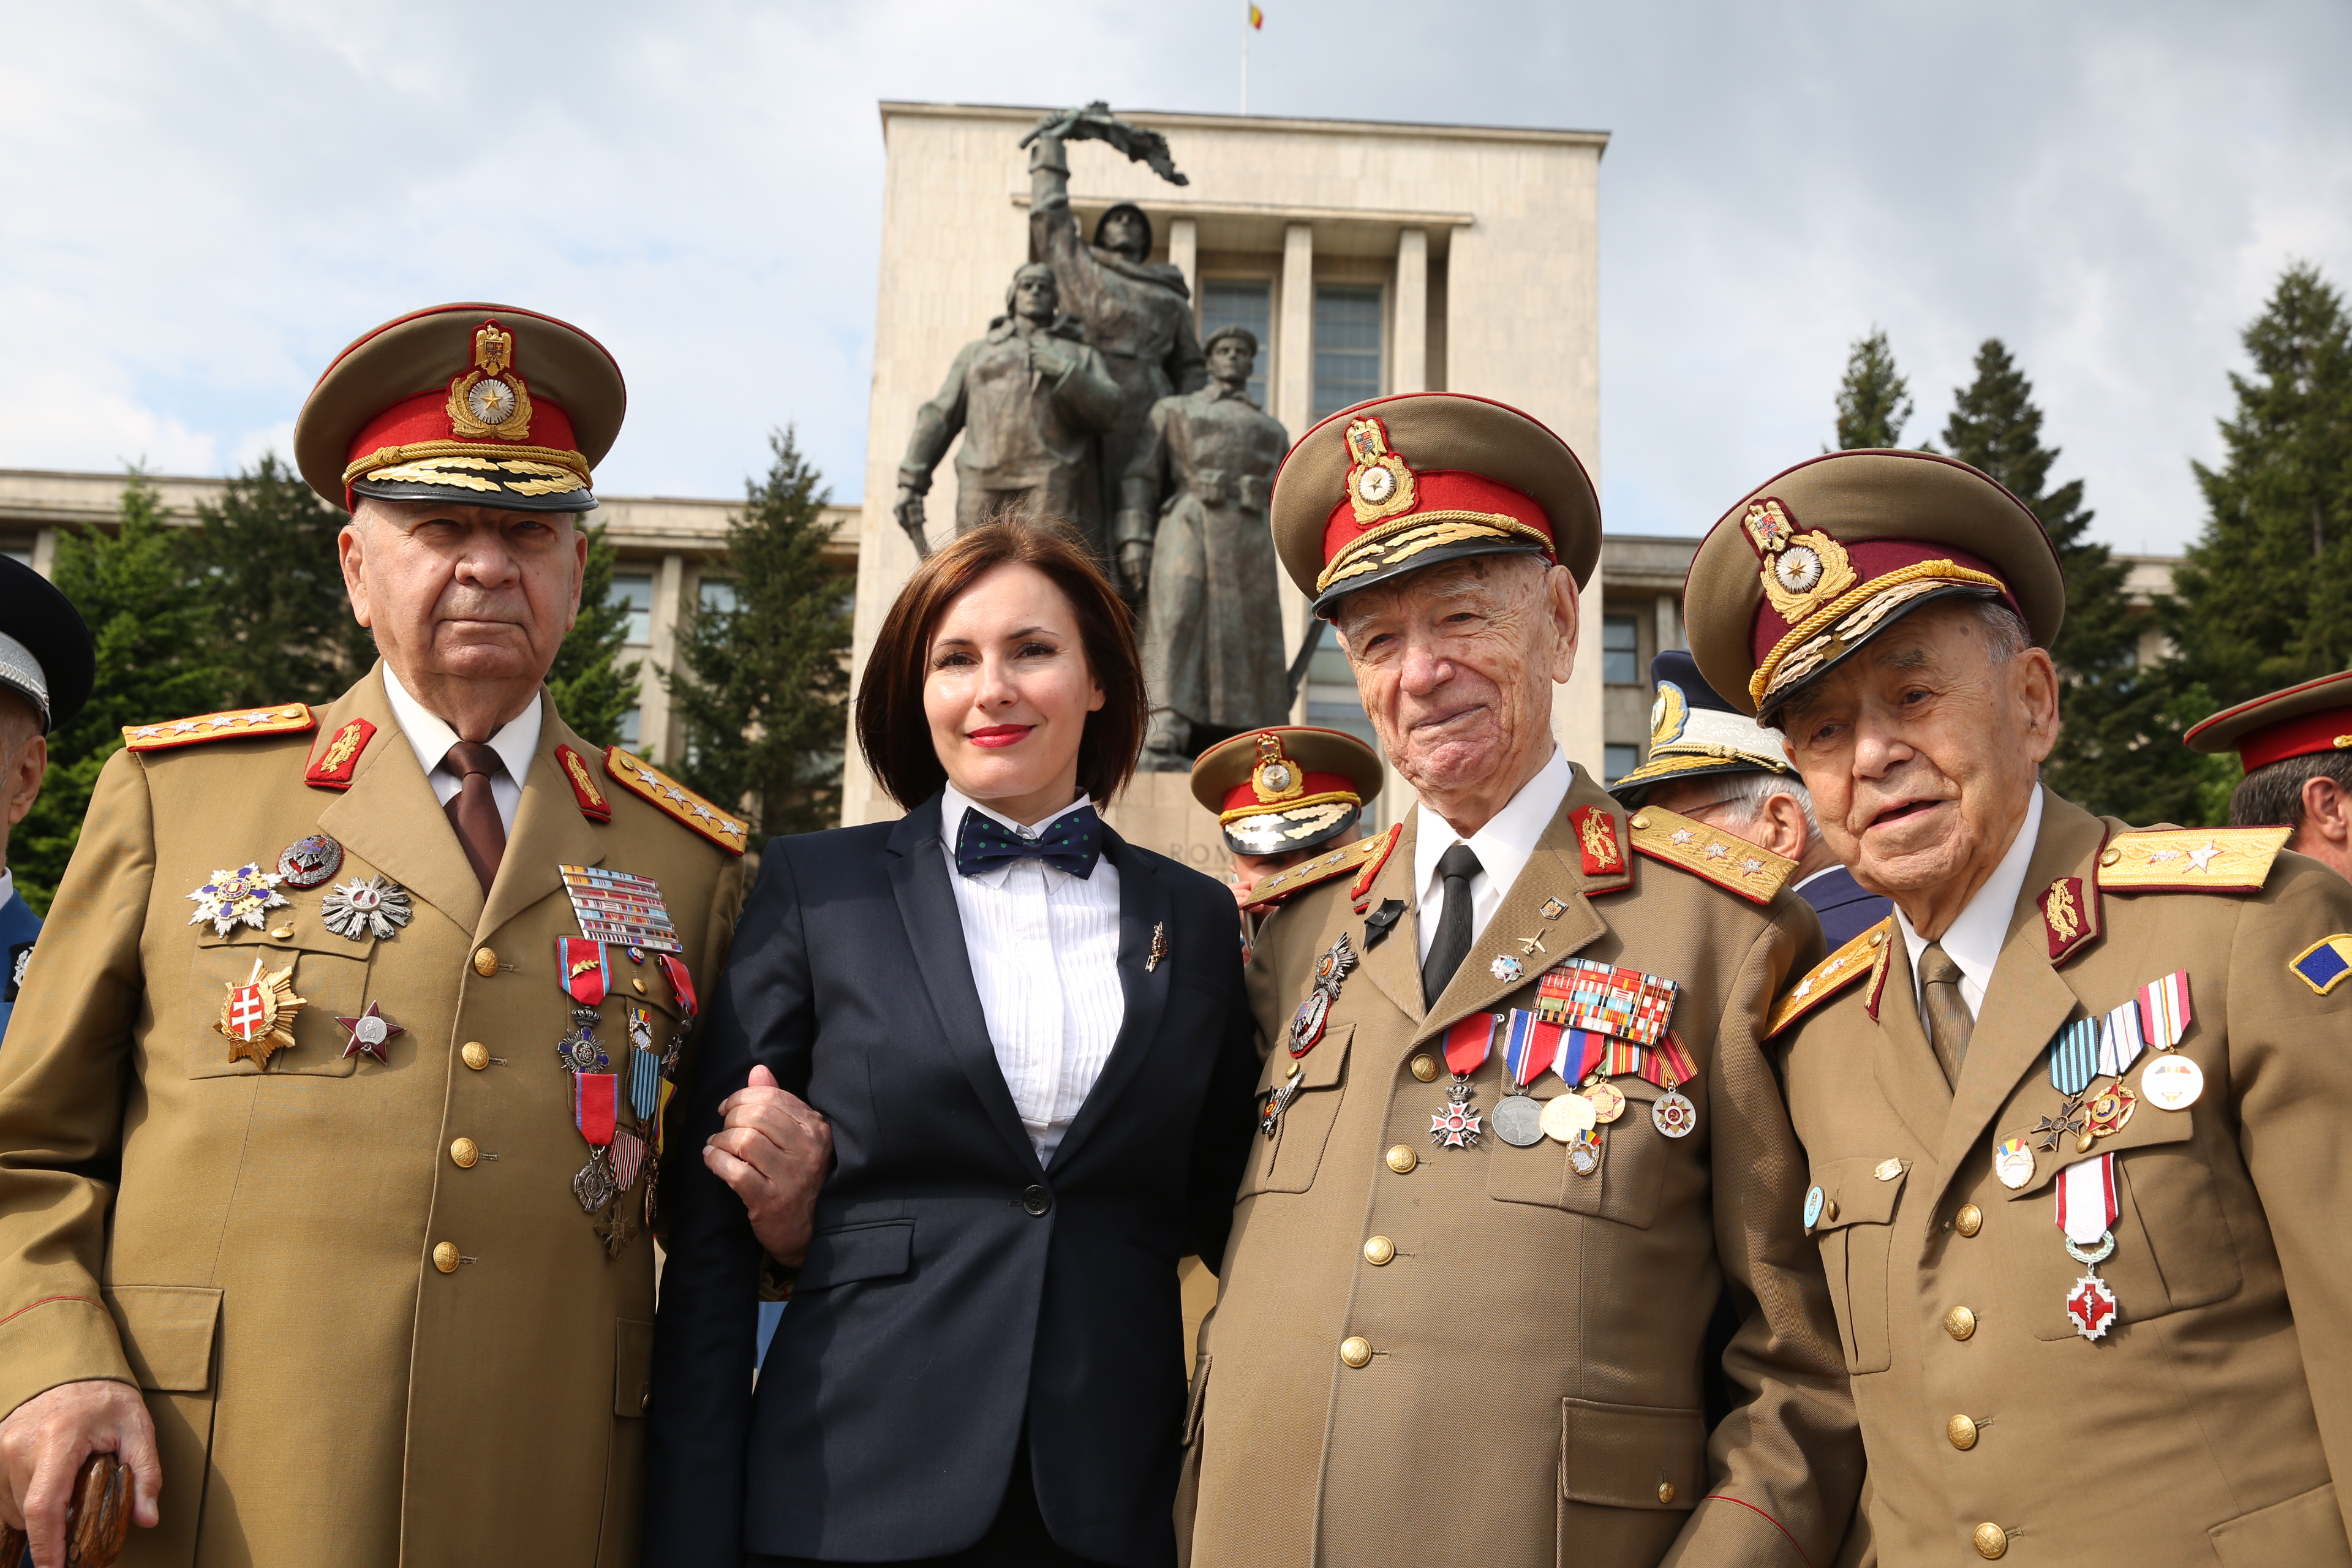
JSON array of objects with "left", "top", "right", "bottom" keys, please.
[
  {"left": 1431, "top": 1013, "right": 1499, "bottom": 1150},
  {"left": 654, "top": 952, "right": 698, "bottom": 1017},
  {"left": 575, "top": 1072, "right": 618, "bottom": 1148},
  {"left": 559, "top": 938, "right": 609, "bottom": 1007}
]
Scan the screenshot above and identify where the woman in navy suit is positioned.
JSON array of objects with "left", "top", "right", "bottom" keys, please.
[{"left": 647, "top": 518, "right": 1261, "bottom": 1568}]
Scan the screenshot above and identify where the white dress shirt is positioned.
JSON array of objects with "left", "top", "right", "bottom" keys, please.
[
  {"left": 1414, "top": 748, "right": 1576, "bottom": 965},
  {"left": 1896, "top": 785, "right": 2046, "bottom": 1026},
  {"left": 940, "top": 785, "right": 1126, "bottom": 1164},
  {"left": 383, "top": 665, "right": 542, "bottom": 834}
]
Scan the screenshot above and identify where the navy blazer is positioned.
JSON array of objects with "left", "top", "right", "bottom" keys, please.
[
  {"left": 1796, "top": 864, "right": 1894, "bottom": 948},
  {"left": 646, "top": 796, "right": 1260, "bottom": 1568}
]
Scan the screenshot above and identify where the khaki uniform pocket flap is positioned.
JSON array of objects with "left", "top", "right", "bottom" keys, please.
[
  {"left": 1808, "top": 1156, "right": 1907, "bottom": 1233},
  {"left": 103, "top": 1286, "right": 221, "bottom": 1393},
  {"left": 1559, "top": 1396, "right": 1706, "bottom": 1510}
]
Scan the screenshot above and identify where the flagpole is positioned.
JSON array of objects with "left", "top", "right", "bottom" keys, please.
[{"left": 1241, "top": 20, "right": 1250, "bottom": 115}]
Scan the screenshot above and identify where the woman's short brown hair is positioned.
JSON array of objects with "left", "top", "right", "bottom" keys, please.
[{"left": 856, "top": 515, "right": 1147, "bottom": 810}]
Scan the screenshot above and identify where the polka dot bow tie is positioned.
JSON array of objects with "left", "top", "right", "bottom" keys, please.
[{"left": 954, "top": 804, "right": 1104, "bottom": 881}]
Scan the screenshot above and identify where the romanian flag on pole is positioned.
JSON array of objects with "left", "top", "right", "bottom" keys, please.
[{"left": 1249, "top": 4, "right": 1264, "bottom": 26}]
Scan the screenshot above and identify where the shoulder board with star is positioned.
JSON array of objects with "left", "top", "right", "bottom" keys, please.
[
  {"left": 1626, "top": 804, "right": 1796, "bottom": 905},
  {"left": 603, "top": 747, "right": 748, "bottom": 856},
  {"left": 124, "top": 704, "right": 316, "bottom": 752},
  {"left": 1766, "top": 916, "right": 1897, "bottom": 1039},
  {"left": 1242, "top": 822, "right": 1402, "bottom": 913},
  {"left": 2097, "top": 825, "right": 2291, "bottom": 894}
]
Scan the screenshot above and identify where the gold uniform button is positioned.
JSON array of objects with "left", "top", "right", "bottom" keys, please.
[
  {"left": 431, "top": 1242, "right": 461, "bottom": 1275},
  {"left": 1656, "top": 1478, "right": 1675, "bottom": 1505},
  {"left": 1868, "top": 929, "right": 1886, "bottom": 946},
  {"left": 1820, "top": 1197, "right": 1839, "bottom": 1223},
  {"left": 461, "top": 1041, "right": 491, "bottom": 1071},
  {"left": 473, "top": 948, "right": 500, "bottom": 978},
  {"left": 1973, "top": 1521, "right": 2008, "bottom": 1559},
  {"left": 1409, "top": 1054, "right": 1439, "bottom": 1083},
  {"left": 1385, "top": 1144, "right": 1419, "bottom": 1175},
  {"left": 1338, "top": 1336, "right": 1373, "bottom": 1368},
  {"left": 1948, "top": 1413, "right": 1979, "bottom": 1450},
  {"left": 2100, "top": 847, "right": 2122, "bottom": 868},
  {"left": 632, "top": 978, "right": 647, "bottom": 995},
  {"left": 1944, "top": 1305, "right": 1978, "bottom": 1341},
  {"left": 449, "top": 1137, "right": 480, "bottom": 1169},
  {"left": 1629, "top": 813, "right": 1651, "bottom": 831},
  {"left": 1363, "top": 1235, "right": 1396, "bottom": 1266},
  {"left": 1955, "top": 1204, "right": 1984, "bottom": 1237},
  {"left": 270, "top": 926, "right": 295, "bottom": 940}
]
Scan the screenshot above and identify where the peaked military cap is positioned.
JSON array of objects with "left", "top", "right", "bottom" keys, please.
[
  {"left": 1608, "top": 650, "right": 1795, "bottom": 809},
  {"left": 1270, "top": 393, "right": 1600, "bottom": 616},
  {"left": 0, "top": 556, "right": 94, "bottom": 734},
  {"left": 1189, "top": 726, "right": 1383, "bottom": 858},
  {"left": 1683, "top": 449, "right": 2064, "bottom": 718},
  {"left": 293, "top": 303, "right": 626, "bottom": 514},
  {"left": 2184, "top": 670, "right": 2352, "bottom": 771}
]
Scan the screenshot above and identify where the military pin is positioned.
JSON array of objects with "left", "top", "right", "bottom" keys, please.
[
  {"left": 1540, "top": 1090, "right": 1597, "bottom": 1143},
  {"left": 1651, "top": 1084, "right": 1698, "bottom": 1139},
  {"left": 1567, "top": 1129, "right": 1603, "bottom": 1177},
  {"left": 626, "top": 944, "right": 647, "bottom": 965},
  {"left": 1490, "top": 954, "right": 1524, "bottom": 984},
  {"left": 1491, "top": 1092, "right": 1544, "bottom": 1147},
  {"left": 1994, "top": 1137, "right": 2036, "bottom": 1190},
  {"left": 334, "top": 1001, "right": 405, "bottom": 1063},
  {"left": 1539, "top": 897, "right": 1569, "bottom": 921},
  {"left": 1803, "top": 1185, "right": 1827, "bottom": 1230},
  {"left": 276, "top": 832, "right": 344, "bottom": 890},
  {"left": 2083, "top": 1081, "right": 2136, "bottom": 1139},
  {"left": 1581, "top": 1079, "right": 1627, "bottom": 1124},
  {"left": 2141, "top": 1053, "right": 2204, "bottom": 1110},
  {"left": 1259, "top": 1065, "right": 1304, "bottom": 1138}
]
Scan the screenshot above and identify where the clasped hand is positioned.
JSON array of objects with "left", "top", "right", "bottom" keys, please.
[{"left": 704, "top": 1065, "right": 832, "bottom": 1265}]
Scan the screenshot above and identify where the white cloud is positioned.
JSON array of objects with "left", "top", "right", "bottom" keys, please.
[{"left": 0, "top": 0, "right": 2345, "bottom": 554}]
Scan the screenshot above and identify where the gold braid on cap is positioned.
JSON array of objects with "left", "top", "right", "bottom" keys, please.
[
  {"left": 342, "top": 441, "right": 593, "bottom": 499},
  {"left": 1316, "top": 511, "right": 1554, "bottom": 595},
  {"left": 1751, "top": 559, "right": 2009, "bottom": 706},
  {"left": 1219, "top": 788, "right": 1361, "bottom": 827}
]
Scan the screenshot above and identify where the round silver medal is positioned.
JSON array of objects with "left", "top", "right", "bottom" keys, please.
[
  {"left": 1491, "top": 1093, "right": 1545, "bottom": 1147},
  {"left": 1651, "top": 1090, "right": 1698, "bottom": 1139},
  {"left": 2141, "top": 1053, "right": 2204, "bottom": 1111}
]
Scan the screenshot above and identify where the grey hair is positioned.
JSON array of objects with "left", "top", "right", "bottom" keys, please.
[
  {"left": 1707, "top": 769, "right": 1820, "bottom": 839},
  {"left": 1972, "top": 599, "right": 2030, "bottom": 663},
  {"left": 2230, "top": 749, "right": 2352, "bottom": 831}
]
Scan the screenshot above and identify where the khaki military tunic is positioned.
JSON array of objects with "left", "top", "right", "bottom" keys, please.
[
  {"left": 1774, "top": 791, "right": 2352, "bottom": 1563},
  {"left": 0, "top": 665, "right": 744, "bottom": 1568},
  {"left": 1188, "top": 767, "right": 1864, "bottom": 1567}
]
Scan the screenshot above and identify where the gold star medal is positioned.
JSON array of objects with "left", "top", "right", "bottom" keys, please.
[{"left": 216, "top": 956, "right": 308, "bottom": 1068}]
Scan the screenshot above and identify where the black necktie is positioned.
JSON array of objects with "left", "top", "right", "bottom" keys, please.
[
  {"left": 1421, "top": 843, "right": 1483, "bottom": 1008},
  {"left": 442, "top": 741, "right": 507, "bottom": 893},
  {"left": 954, "top": 804, "right": 1104, "bottom": 880}
]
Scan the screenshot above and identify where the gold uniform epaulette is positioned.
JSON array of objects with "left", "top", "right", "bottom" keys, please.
[
  {"left": 123, "top": 704, "right": 317, "bottom": 751},
  {"left": 2097, "top": 825, "right": 2291, "bottom": 894},
  {"left": 603, "top": 747, "right": 748, "bottom": 855},
  {"left": 1626, "top": 804, "right": 1796, "bottom": 905},
  {"left": 1242, "top": 822, "right": 1402, "bottom": 913},
  {"left": 1766, "top": 916, "right": 1896, "bottom": 1039}
]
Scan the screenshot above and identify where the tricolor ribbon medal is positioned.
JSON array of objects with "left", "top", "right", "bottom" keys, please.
[
  {"left": 1431, "top": 1013, "right": 1496, "bottom": 1148},
  {"left": 2056, "top": 1152, "right": 2121, "bottom": 1340},
  {"left": 1490, "top": 1010, "right": 1562, "bottom": 1147},
  {"left": 2139, "top": 970, "right": 2192, "bottom": 1047}
]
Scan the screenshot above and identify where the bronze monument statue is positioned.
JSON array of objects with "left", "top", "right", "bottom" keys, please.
[
  {"left": 892, "top": 262, "right": 1121, "bottom": 557},
  {"left": 1118, "top": 325, "right": 1292, "bottom": 767}
]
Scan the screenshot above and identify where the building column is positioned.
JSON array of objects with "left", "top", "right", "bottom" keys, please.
[
  {"left": 1169, "top": 216, "right": 1199, "bottom": 300},
  {"left": 29, "top": 528, "right": 55, "bottom": 579},
  {"left": 641, "top": 552, "right": 685, "bottom": 762},
  {"left": 1276, "top": 222, "right": 1316, "bottom": 713},
  {"left": 1393, "top": 228, "right": 1428, "bottom": 393},
  {"left": 1655, "top": 591, "right": 1681, "bottom": 656}
]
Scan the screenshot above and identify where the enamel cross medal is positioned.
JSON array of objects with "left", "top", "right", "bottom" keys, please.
[
  {"left": 2057, "top": 1152, "right": 2121, "bottom": 1340},
  {"left": 1431, "top": 1013, "right": 1496, "bottom": 1148}
]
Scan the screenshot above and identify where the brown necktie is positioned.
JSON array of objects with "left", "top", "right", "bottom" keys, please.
[
  {"left": 1918, "top": 940, "right": 1973, "bottom": 1087},
  {"left": 442, "top": 742, "right": 507, "bottom": 893}
]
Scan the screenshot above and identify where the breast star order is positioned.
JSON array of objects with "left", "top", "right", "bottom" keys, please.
[{"left": 336, "top": 1001, "right": 406, "bottom": 1063}]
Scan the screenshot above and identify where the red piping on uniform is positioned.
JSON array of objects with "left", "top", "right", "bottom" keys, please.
[
  {"left": 1701, "top": 1494, "right": 1813, "bottom": 1568},
  {"left": 0, "top": 1294, "right": 98, "bottom": 1329}
]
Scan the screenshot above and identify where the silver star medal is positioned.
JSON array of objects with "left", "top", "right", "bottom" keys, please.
[
  {"left": 320, "top": 875, "right": 414, "bottom": 941},
  {"left": 186, "top": 863, "right": 290, "bottom": 937}
]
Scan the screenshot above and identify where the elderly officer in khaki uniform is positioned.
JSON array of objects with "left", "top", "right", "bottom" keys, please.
[
  {"left": 2186, "top": 670, "right": 2352, "bottom": 882},
  {"left": 0, "top": 303, "right": 746, "bottom": 1568},
  {"left": 1186, "top": 394, "right": 1863, "bottom": 1567},
  {"left": 1686, "top": 450, "right": 2352, "bottom": 1563}
]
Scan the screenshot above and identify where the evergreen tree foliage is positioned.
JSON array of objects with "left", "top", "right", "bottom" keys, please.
[
  {"left": 16, "top": 476, "right": 230, "bottom": 912},
  {"left": 546, "top": 521, "right": 639, "bottom": 750},
  {"left": 1834, "top": 328, "right": 1916, "bottom": 450},
  {"left": 186, "top": 454, "right": 375, "bottom": 708},
  {"left": 1940, "top": 340, "right": 2209, "bottom": 823},
  {"left": 667, "top": 429, "right": 853, "bottom": 842},
  {"left": 2171, "top": 263, "right": 2352, "bottom": 707}
]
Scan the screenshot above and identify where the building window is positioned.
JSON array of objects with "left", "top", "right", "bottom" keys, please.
[
  {"left": 1602, "top": 614, "right": 1640, "bottom": 685},
  {"left": 1301, "top": 622, "right": 1379, "bottom": 752},
  {"left": 1604, "top": 744, "right": 1638, "bottom": 784},
  {"left": 1200, "top": 278, "right": 1273, "bottom": 408},
  {"left": 699, "top": 578, "right": 738, "bottom": 616},
  {"left": 617, "top": 708, "right": 642, "bottom": 749},
  {"left": 613, "top": 573, "right": 654, "bottom": 646},
  {"left": 1313, "top": 285, "right": 1382, "bottom": 418}
]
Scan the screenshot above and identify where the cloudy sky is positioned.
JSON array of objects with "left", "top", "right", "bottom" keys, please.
[{"left": 2, "top": 0, "right": 2345, "bottom": 556}]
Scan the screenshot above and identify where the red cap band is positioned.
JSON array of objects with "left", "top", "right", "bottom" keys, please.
[
  {"left": 2237, "top": 708, "right": 2352, "bottom": 772},
  {"left": 1322, "top": 469, "right": 1552, "bottom": 577}
]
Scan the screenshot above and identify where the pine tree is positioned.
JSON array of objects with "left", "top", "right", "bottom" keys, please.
[
  {"left": 186, "top": 454, "right": 376, "bottom": 708},
  {"left": 1940, "top": 339, "right": 2209, "bottom": 823},
  {"left": 667, "top": 429, "right": 853, "bottom": 841},
  {"left": 15, "top": 475, "right": 230, "bottom": 912},
  {"left": 1834, "top": 328, "right": 1915, "bottom": 450},
  {"left": 546, "top": 521, "right": 639, "bottom": 750},
  {"left": 2171, "top": 263, "right": 2352, "bottom": 706}
]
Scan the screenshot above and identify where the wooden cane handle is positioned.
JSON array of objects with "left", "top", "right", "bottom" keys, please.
[{"left": 0, "top": 1452, "right": 131, "bottom": 1568}]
